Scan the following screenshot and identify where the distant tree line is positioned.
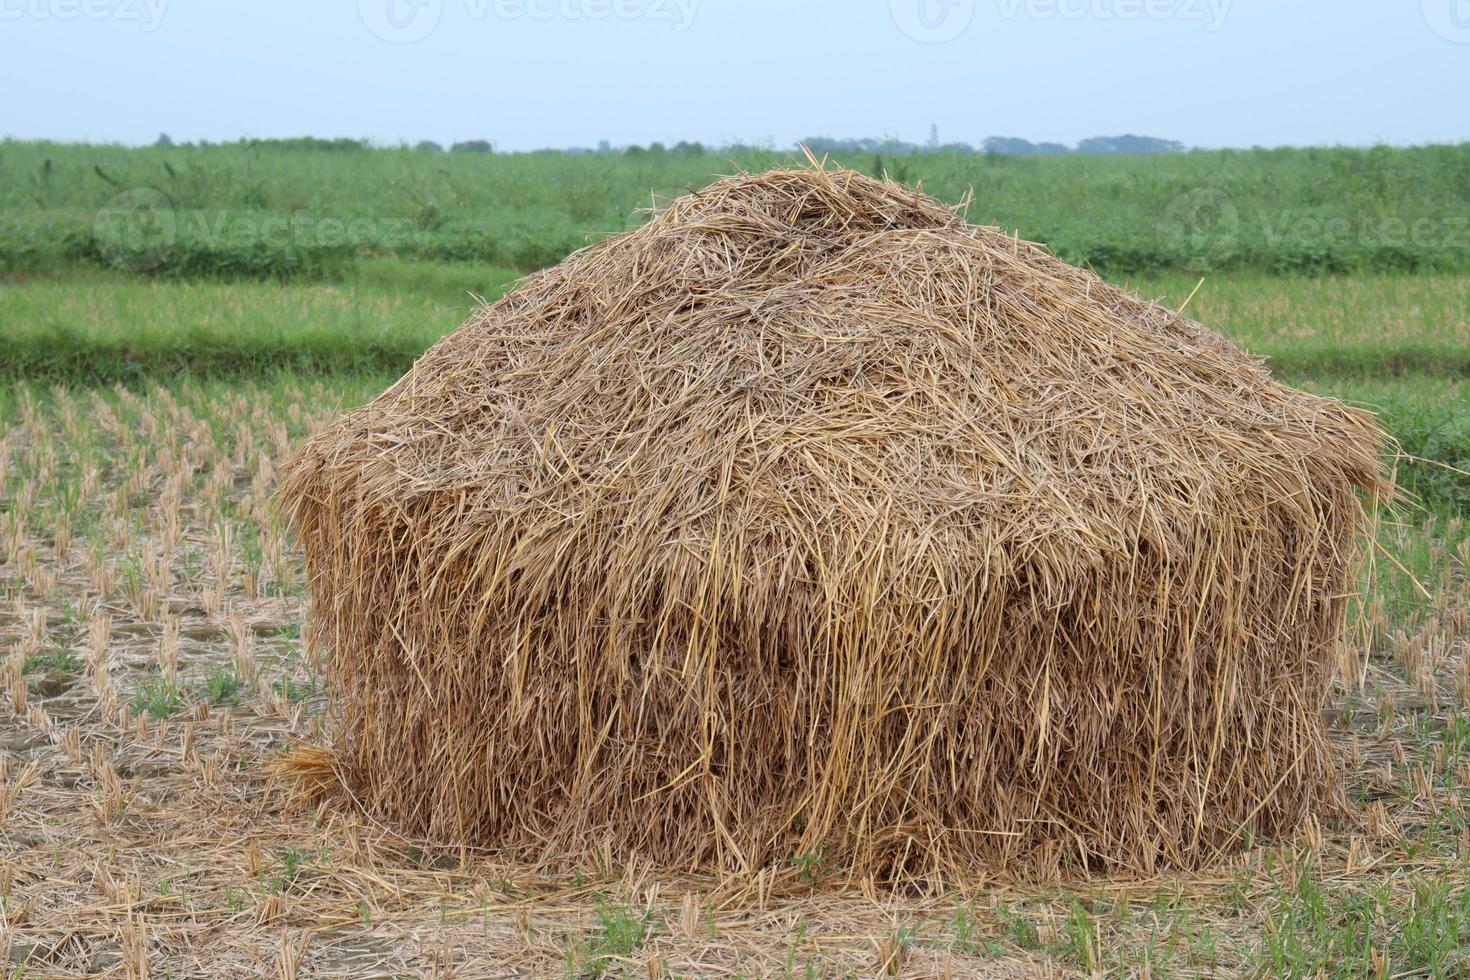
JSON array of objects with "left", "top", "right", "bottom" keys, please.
[
  {"left": 151, "top": 132, "right": 1185, "bottom": 157},
  {"left": 803, "top": 134, "right": 1185, "bottom": 157},
  {"left": 155, "top": 135, "right": 377, "bottom": 153}
]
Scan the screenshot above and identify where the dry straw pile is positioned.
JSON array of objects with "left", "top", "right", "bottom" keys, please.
[{"left": 282, "top": 164, "right": 1388, "bottom": 882}]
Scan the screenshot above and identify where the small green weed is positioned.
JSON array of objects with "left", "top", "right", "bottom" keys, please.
[
  {"left": 565, "top": 900, "right": 652, "bottom": 977},
  {"left": 131, "top": 676, "right": 184, "bottom": 719}
]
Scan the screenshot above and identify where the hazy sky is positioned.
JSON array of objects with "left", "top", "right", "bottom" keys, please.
[{"left": 2, "top": 0, "right": 1467, "bottom": 150}]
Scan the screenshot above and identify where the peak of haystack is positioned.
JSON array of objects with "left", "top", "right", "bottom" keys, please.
[
  {"left": 657, "top": 164, "right": 964, "bottom": 234},
  {"left": 283, "top": 164, "right": 1386, "bottom": 881}
]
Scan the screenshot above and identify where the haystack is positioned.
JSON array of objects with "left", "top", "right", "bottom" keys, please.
[{"left": 281, "top": 165, "right": 1387, "bottom": 880}]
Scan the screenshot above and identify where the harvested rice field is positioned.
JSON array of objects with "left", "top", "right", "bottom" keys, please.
[
  {"left": 1, "top": 315, "right": 1468, "bottom": 976},
  {"left": 2, "top": 156, "right": 1469, "bottom": 980}
]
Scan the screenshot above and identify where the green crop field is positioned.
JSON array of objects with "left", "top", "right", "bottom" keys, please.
[
  {"left": 1, "top": 141, "right": 1468, "bottom": 976},
  {"left": 5, "top": 139, "right": 1470, "bottom": 277}
]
